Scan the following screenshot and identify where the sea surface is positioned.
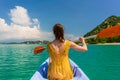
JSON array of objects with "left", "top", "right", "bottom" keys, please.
[{"left": 0, "top": 44, "right": 120, "bottom": 80}]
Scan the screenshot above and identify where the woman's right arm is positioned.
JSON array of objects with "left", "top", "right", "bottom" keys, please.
[{"left": 70, "top": 37, "right": 88, "bottom": 52}]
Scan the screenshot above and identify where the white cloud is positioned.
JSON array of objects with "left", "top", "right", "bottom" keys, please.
[
  {"left": 0, "top": 6, "right": 49, "bottom": 42},
  {"left": 0, "top": 18, "right": 41, "bottom": 41},
  {"left": 9, "top": 6, "right": 31, "bottom": 26},
  {"left": 0, "top": 6, "right": 78, "bottom": 42},
  {"left": 32, "top": 18, "right": 40, "bottom": 29}
]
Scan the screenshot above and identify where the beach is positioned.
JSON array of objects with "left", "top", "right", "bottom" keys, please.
[{"left": 96, "top": 43, "right": 120, "bottom": 45}]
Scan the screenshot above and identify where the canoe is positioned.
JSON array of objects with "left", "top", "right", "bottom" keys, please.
[{"left": 30, "top": 58, "right": 90, "bottom": 80}]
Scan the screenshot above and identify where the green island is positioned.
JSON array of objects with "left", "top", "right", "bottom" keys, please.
[{"left": 83, "top": 15, "right": 120, "bottom": 44}]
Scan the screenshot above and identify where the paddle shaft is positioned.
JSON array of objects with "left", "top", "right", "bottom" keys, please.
[{"left": 84, "top": 35, "right": 97, "bottom": 39}]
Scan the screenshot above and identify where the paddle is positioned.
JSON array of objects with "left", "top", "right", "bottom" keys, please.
[{"left": 34, "top": 46, "right": 45, "bottom": 54}]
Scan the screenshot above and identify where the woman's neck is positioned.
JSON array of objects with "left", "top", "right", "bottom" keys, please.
[{"left": 54, "top": 39, "right": 65, "bottom": 43}]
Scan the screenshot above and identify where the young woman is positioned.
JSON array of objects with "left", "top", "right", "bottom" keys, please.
[{"left": 47, "top": 24, "right": 87, "bottom": 80}]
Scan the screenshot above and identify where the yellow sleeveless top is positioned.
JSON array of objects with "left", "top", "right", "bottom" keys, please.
[{"left": 47, "top": 40, "right": 73, "bottom": 80}]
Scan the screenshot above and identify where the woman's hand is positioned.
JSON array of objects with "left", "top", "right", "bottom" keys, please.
[
  {"left": 70, "top": 37, "right": 88, "bottom": 52},
  {"left": 79, "top": 37, "right": 85, "bottom": 43}
]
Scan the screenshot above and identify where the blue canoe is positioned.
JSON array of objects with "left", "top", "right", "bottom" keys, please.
[{"left": 30, "top": 58, "right": 90, "bottom": 80}]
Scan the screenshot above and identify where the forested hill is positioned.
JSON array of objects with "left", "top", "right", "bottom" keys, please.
[{"left": 84, "top": 15, "right": 120, "bottom": 44}]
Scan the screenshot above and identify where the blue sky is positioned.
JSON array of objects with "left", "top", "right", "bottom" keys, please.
[{"left": 0, "top": 0, "right": 120, "bottom": 42}]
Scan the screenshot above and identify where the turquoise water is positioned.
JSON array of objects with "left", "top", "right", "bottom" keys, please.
[{"left": 0, "top": 44, "right": 120, "bottom": 80}]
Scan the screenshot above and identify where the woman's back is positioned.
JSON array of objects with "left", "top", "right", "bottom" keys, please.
[
  {"left": 50, "top": 40, "right": 66, "bottom": 53},
  {"left": 47, "top": 40, "right": 73, "bottom": 80}
]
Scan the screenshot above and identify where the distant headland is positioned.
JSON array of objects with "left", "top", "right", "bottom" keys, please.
[{"left": 83, "top": 15, "right": 120, "bottom": 44}]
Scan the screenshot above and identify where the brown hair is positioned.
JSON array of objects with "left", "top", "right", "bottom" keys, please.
[{"left": 53, "top": 23, "right": 65, "bottom": 42}]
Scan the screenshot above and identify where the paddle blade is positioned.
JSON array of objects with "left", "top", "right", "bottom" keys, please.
[
  {"left": 34, "top": 46, "right": 45, "bottom": 54},
  {"left": 97, "top": 24, "right": 120, "bottom": 38}
]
